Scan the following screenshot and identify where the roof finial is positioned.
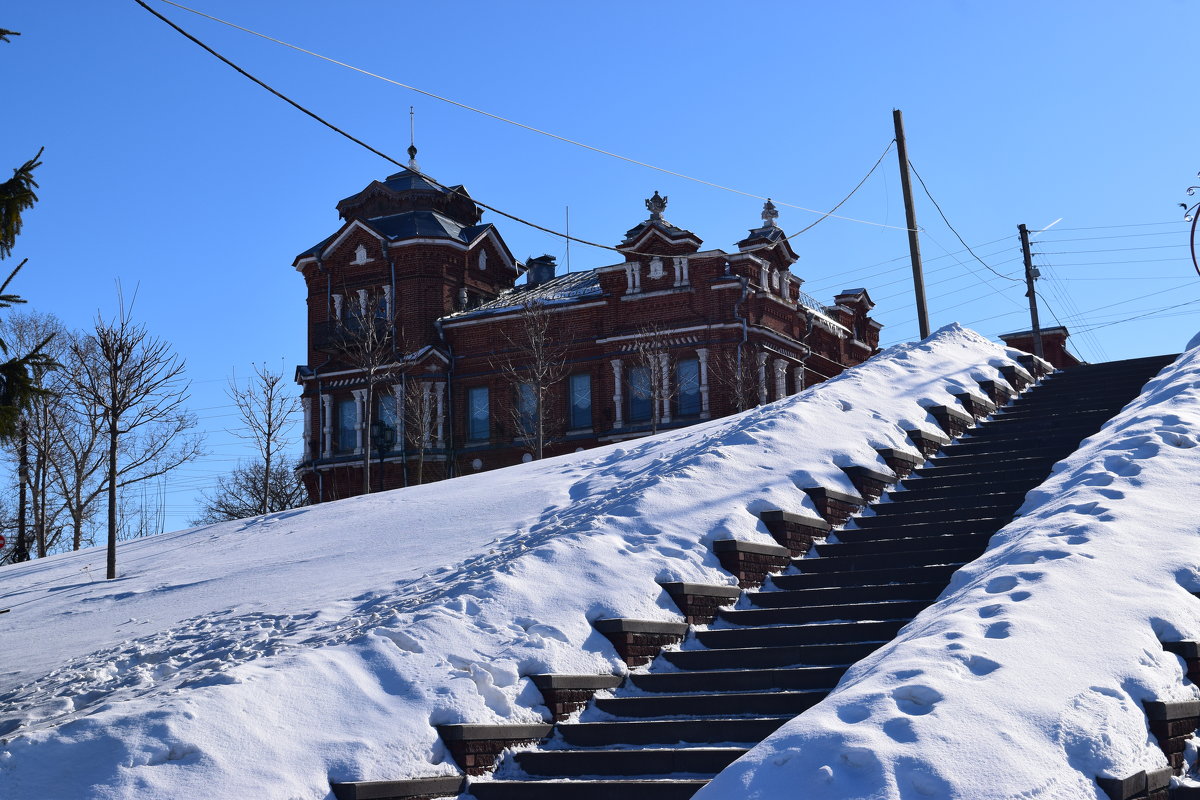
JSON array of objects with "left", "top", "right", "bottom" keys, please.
[
  {"left": 645, "top": 190, "right": 667, "bottom": 221},
  {"left": 762, "top": 198, "right": 779, "bottom": 228},
  {"left": 407, "top": 105, "right": 419, "bottom": 171}
]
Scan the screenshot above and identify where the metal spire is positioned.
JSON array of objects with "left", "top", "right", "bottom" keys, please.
[{"left": 407, "top": 105, "right": 419, "bottom": 170}]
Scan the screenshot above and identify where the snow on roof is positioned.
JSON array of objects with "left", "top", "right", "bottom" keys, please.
[
  {"left": 442, "top": 269, "right": 602, "bottom": 321},
  {"left": 0, "top": 324, "right": 1059, "bottom": 797}
]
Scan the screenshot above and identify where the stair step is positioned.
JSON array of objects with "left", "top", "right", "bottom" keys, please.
[
  {"left": 513, "top": 747, "right": 745, "bottom": 778},
  {"left": 557, "top": 716, "right": 791, "bottom": 746},
  {"left": 847, "top": 517, "right": 1005, "bottom": 535},
  {"left": 868, "top": 495, "right": 1023, "bottom": 516},
  {"left": 661, "top": 640, "right": 885, "bottom": 670},
  {"left": 594, "top": 689, "right": 827, "bottom": 718},
  {"left": 468, "top": 778, "right": 709, "bottom": 800},
  {"left": 886, "top": 483, "right": 1030, "bottom": 503},
  {"left": 793, "top": 546, "right": 983, "bottom": 571},
  {"left": 748, "top": 580, "right": 944, "bottom": 606},
  {"left": 629, "top": 666, "right": 848, "bottom": 694},
  {"left": 719, "top": 599, "right": 930, "bottom": 625},
  {"left": 769, "top": 562, "right": 962, "bottom": 590},
  {"left": 695, "top": 619, "right": 907, "bottom": 649}
]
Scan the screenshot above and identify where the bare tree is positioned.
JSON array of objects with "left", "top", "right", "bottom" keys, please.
[
  {"left": 402, "top": 374, "right": 437, "bottom": 485},
  {"left": 491, "top": 299, "right": 569, "bottom": 459},
  {"left": 707, "top": 342, "right": 759, "bottom": 413},
  {"left": 191, "top": 455, "right": 307, "bottom": 524},
  {"left": 226, "top": 362, "right": 299, "bottom": 516},
  {"left": 71, "top": 300, "right": 204, "bottom": 579},
  {"left": 333, "top": 287, "right": 396, "bottom": 493},
  {"left": 630, "top": 324, "right": 678, "bottom": 434}
]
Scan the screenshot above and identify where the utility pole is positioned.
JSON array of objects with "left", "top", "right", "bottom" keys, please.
[
  {"left": 893, "top": 109, "right": 930, "bottom": 339},
  {"left": 1018, "top": 223, "right": 1045, "bottom": 360}
]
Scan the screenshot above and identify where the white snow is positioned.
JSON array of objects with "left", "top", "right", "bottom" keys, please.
[
  {"left": 700, "top": 343, "right": 1200, "bottom": 799},
  {"left": 0, "top": 324, "right": 1072, "bottom": 799}
]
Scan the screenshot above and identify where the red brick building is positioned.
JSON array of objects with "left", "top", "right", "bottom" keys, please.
[{"left": 293, "top": 162, "right": 882, "bottom": 502}]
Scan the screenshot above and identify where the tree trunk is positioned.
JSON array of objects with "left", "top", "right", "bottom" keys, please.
[{"left": 15, "top": 421, "right": 29, "bottom": 562}]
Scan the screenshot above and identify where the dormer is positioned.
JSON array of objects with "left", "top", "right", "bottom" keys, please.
[
  {"left": 737, "top": 199, "right": 800, "bottom": 275},
  {"left": 616, "top": 191, "right": 703, "bottom": 261}
]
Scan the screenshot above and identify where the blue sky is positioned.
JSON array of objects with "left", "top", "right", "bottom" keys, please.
[{"left": 5, "top": 0, "right": 1199, "bottom": 530}]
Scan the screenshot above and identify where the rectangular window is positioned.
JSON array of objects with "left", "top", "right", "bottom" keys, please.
[
  {"left": 468, "top": 386, "right": 489, "bottom": 441},
  {"left": 375, "top": 394, "right": 397, "bottom": 451},
  {"left": 517, "top": 382, "right": 537, "bottom": 436},
  {"left": 337, "top": 397, "right": 357, "bottom": 453},
  {"left": 569, "top": 373, "right": 592, "bottom": 429},
  {"left": 628, "top": 366, "right": 651, "bottom": 422},
  {"left": 676, "top": 358, "right": 700, "bottom": 416}
]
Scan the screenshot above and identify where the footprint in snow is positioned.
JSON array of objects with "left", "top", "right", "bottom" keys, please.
[
  {"left": 891, "top": 684, "right": 943, "bottom": 715},
  {"left": 984, "top": 621, "right": 1012, "bottom": 639},
  {"left": 985, "top": 576, "right": 1019, "bottom": 594}
]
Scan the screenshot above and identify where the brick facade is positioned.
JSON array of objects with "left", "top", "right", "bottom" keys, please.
[{"left": 293, "top": 167, "right": 883, "bottom": 502}]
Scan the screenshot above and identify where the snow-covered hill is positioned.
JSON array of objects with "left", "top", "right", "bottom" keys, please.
[{"left": 3, "top": 323, "right": 1174, "bottom": 800}]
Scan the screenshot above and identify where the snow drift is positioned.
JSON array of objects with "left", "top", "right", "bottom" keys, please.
[{"left": 1, "top": 324, "right": 1032, "bottom": 799}]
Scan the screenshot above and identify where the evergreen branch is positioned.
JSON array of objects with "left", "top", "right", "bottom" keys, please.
[{"left": 0, "top": 148, "right": 43, "bottom": 259}]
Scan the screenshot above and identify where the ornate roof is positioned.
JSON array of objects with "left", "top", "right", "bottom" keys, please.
[{"left": 441, "top": 270, "right": 602, "bottom": 323}]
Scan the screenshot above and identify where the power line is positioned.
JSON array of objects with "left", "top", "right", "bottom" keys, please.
[
  {"left": 906, "top": 161, "right": 1021, "bottom": 282},
  {"left": 1071, "top": 296, "right": 1200, "bottom": 335},
  {"left": 146, "top": 0, "right": 912, "bottom": 233},
  {"left": 1038, "top": 244, "right": 1189, "bottom": 255},
  {"left": 1031, "top": 230, "right": 1188, "bottom": 243},
  {"left": 1048, "top": 221, "right": 1185, "bottom": 232}
]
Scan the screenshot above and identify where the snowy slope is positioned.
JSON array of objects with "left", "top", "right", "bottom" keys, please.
[
  {"left": 699, "top": 345, "right": 1200, "bottom": 799},
  {"left": 1, "top": 324, "right": 1029, "bottom": 800}
]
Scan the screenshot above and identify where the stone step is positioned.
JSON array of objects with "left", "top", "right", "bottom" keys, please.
[
  {"left": 594, "top": 688, "right": 827, "bottom": 718},
  {"left": 769, "top": 562, "right": 963, "bottom": 590},
  {"left": 748, "top": 580, "right": 944, "bottom": 607},
  {"left": 512, "top": 747, "right": 745, "bottom": 778},
  {"left": 847, "top": 516, "right": 1005, "bottom": 535},
  {"left": 467, "top": 778, "right": 709, "bottom": 800},
  {"left": 719, "top": 599, "right": 929, "bottom": 626},
  {"left": 791, "top": 546, "right": 983, "bottom": 572},
  {"left": 816, "top": 532, "right": 993, "bottom": 557},
  {"left": 695, "top": 619, "right": 907, "bottom": 649},
  {"left": 628, "top": 665, "right": 848, "bottom": 694},
  {"left": 661, "top": 640, "right": 885, "bottom": 671},
  {"left": 557, "top": 716, "right": 792, "bottom": 747},
  {"left": 867, "top": 494, "right": 1023, "bottom": 516}
]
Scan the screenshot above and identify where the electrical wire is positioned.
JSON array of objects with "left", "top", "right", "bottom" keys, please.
[
  {"left": 145, "top": 0, "right": 912, "bottom": 233},
  {"left": 1071, "top": 296, "right": 1200, "bottom": 335},
  {"left": 907, "top": 161, "right": 1021, "bottom": 282}
]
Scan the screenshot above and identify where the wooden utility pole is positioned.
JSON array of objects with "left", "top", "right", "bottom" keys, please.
[
  {"left": 893, "top": 109, "right": 930, "bottom": 339},
  {"left": 1018, "top": 223, "right": 1045, "bottom": 360}
]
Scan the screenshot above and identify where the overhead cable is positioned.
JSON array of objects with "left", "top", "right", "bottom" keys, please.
[{"left": 147, "top": 0, "right": 911, "bottom": 232}]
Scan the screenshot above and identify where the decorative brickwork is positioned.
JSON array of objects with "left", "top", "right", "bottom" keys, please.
[
  {"left": 876, "top": 447, "right": 923, "bottom": 479},
  {"left": 1143, "top": 700, "right": 1200, "bottom": 773},
  {"left": 906, "top": 429, "right": 950, "bottom": 458},
  {"left": 976, "top": 379, "right": 1014, "bottom": 407},
  {"left": 800, "top": 486, "right": 864, "bottom": 526},
  {"left": 951, "top": 391, "right": 996, "bottom": 420},
  {"left": 592, "top": 618, "right": 689, "bottom": 667},
  {"left": 999, "top": 365, "right": 1032, "bottom": 393},
  {"left": 712, "top": 539, "right": 792, "bottom": 587},
  {"left": 331, "top": 776, "right": 465, "bottom": 800},
  {"left": 436, "top": 724, "right": 553, "bottom": 775},
  {"left": 659, "top": 582, "right": 742, "bottom": 624},
  {"left": 529, "top": 674, "right": 622, "bottom": 721},
  {"left": 1163, "top": 640, "right": 1200, "bottom": 684},
  {"left": 1096, "top": 767, "right": 1172, "bottom": 800},
  {"left": 1015, "top": 353, "right": 1053, "bottom": 379},
  {"left": 758, "top": 509, "right": 831, "bottom": 556},
  {"left": 841, "top": 465, "right": 896, "bottom": 503},
  {"left": 927, "top": 405, "right": 973, "bottom": 438}
]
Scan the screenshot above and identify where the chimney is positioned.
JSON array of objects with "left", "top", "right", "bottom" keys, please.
[{"left": 526, "top": 254, "right": 557, "bottom": 288}]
